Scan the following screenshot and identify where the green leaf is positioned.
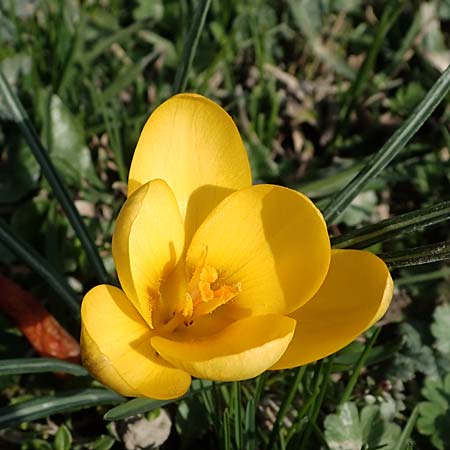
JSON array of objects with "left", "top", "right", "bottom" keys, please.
[
  {"left": 103, "top": 380, "right": 213, "bottom": 421},
  {"left": 42, "top": 94, "right": 97, "bottom": 188},
  {"left": 133, "top": 0, "right": 164, "bottom": 21},
  {"left": 381, "top": 241, "right": 450, "bottom": 269},
  {"left": 172, "top": 0, "right": 212, "bottom": 93},
  {"left": 338, "top": 191, "right": 378, "bottom": 227},
  {"left": 417, "top": 374, "right": 450, "bottom": 450},
  {"left": 387, "top": 323, "right": 438, "bottom": 381},
  {"left": 332, "top": 200, "right": 450, "bottom": 250},
  {"left": 393, "top": 406, "right": 419, "bottom": 450},
  {"left": 340, "top": 328, "right": 380, "bottom": 405},
  {"left": 324, "top": 402, "right": 362, "bottom": 450},
  {"left": 53, "top": 425, "right": 72, "bottom": 450},
  {"left": 91, "top": 435, "right": 115, "bottom": 450},
  {"left": 0, "top": 389, "right": 123, "bottom": 428},
  {"left": 0, "top": 358, "right": 88, "bottom": 376},
  {"left": 431, "top": 304, "right": 450, "bottom": 354},
  {"left": 324, "top": 402, "right": 401, "bottom": 450}
]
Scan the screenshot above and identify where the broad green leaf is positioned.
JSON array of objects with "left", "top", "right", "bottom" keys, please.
[
  {"left": 325, "top": 402, "right": 401, "bottom": 450},
  {"left": 339, "top": 191, "right": 378, "bottom": 227},
  {"left": 42, "top": 94, "right": 97, "bottom": 188},
  {"left": 0, "top": 389, "right": 123, "bottom": 428},
  {"left": 133, "top": 0, "right": 164, "bottom": 21},
  {"left": 0, "top": 54, "right": 31, "bottom": 120},
  {"left": 387, "top": 323, "right": 438, "bottom": 381},
  {"left": 0, "top": 358, "right": 88, "bottom": 376},
  {"left": 324, "top": 402, "right": 362, "bottom": 450},
  {"left": 91, "top": 435, "right": 115, "bottom": 450},
  {"left": 53, "top": 425, "right": 72, "bottom": 450},
  {"left": 431, "top": 304, "right": 450, "bottom": 354},
  {"left": 417, "top": 374, "right": 450, "bottom": 450}
]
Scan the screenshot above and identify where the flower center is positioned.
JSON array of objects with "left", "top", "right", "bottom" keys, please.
[{"left": 158, "top": 248, "right": 240, "bottom": 333}]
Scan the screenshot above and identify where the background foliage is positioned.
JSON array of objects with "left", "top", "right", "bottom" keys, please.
[{"left": 1, "top": 0, "right": 450, "bottom": 448}]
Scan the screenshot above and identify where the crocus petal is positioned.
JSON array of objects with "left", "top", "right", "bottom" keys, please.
[
  {"left": 81, "top": 285, "right": 191, "bottom": 400},
  {"left": 128, "top": 94, "right": 252, "bottom": 242},
  {"left": 151, "top": 314, "right": 295, "bottom": 381},
  {"left": 271, "top": 249, "right": 393, "bottom": 370},
  {"left": 112, "top": 179, "right": 185, "bottom": 327},
  {"left": 186, "top": 184, "right": 330, "bottom": 316}
]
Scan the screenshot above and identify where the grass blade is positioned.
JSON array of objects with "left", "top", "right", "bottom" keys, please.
[
  {"left": 0, "top": 71, "right": 109, "bottom": 284},
  {"left": 298, "top": 359, "right": 334, "bottom": 450},
  {"left": 393, "top": 406, "right": 419, "bottom": 450},
  {"left": 0, "top": 389, "right": 123, "bottom": 428},
  {"left": 0, "top": 358, "right": 87, "bottom": 376},
  {"left": 266, "top": 366, "right": 306, "bottom": 450},
  {"left": 244, "top": 398, "right": 256, "bottom": 450},
  {"left": 0, "top": 218, "right": 80, "bottom": 317},
  {"left": 340, "top": 328, "right": 380, "bottom": 405},
  {"left": 103, "top": 380, "right": 213, "bottom": 420},
  {"left": 396, "top": 267, "right": 450, "bottom": 286},
  {"left": 323, "top": 63, "right": 450, "bottom": 224},
  {"left": 331, "top": 200, "right": 450, "bottom": 249},
  {"left": 172, "top": 0, "right": 212, "bottom": 93},
  {"left": 223, "top": 408, "right": 231, "bottom": 450},
  {"left": 233, "top": 381, "right": 243, "bottom": 450},
  {"left": 381, "top": 241, "right": 450, "bottom": 269}
]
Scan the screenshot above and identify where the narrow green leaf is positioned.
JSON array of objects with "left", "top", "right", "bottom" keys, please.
[
  {"left": 244, "top": 398, "right": 256, "bottom": 450},
  {"left": 323, "top": 63, "right": 450, "bottom": 224},
  {"left": 381, "top": 241, "right": 450, "bottom": 269},
  {"left": 340, "top": 328, "right": 380, "bottom": 405},
  {"left": 0, "top": 389, "right": 123, "bottom": 428},
  {"left": 103, "top": 380, "right": 213, "bottom": 420},
  {"left": 233, "top": 381, "right": 243, "bottom": 450},
  {"left": 393, "top": 406, "right": 419, "bottom": 450},
  {"left": 332, "top": 200, "right": 450, "bottom": 249},
  {"left": 223, "top": 408, "right": 231, "bottom": 450},
  {"left": 266, "top": 366, "right": 306, "bottom": 450},
  {"left": 299, "top": 358, "right": 334, "bottom": 450},
  {"left": 172, "top": 0, "right": 212, "bottom": 93},
  {"left": 0, "top": 218, "right": 80, "bottom": 317},
  {"left": 396, "top": 267, "right": 450, "bottom": 286},
  {"left": 0, "top": 71, "right": 109, "bottom": 284},
  {"left": 84, "top": 20, "right": 147, "bottom": 63},
  {"left": 54, "top": 424, "right": 72, "bottom": 450},
  {"left": 0, "top": 358, "right": 88, "bottom": 376}
]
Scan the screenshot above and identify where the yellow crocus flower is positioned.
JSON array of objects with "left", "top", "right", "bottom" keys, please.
[{"left": 80, "top": 94, "right": 393, "bottom": 400}]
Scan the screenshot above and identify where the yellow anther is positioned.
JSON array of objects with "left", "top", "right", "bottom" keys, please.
[
  {"left": 183, "top": 246, "right": 242, "bottom": 323},
  {"left": 200, "top": 265, "right": 218, "bottom": 284},
  {"left": 182, "top": 293, "right": 194, "bottom": 317},
  {"left": 194, "top": 283, "right": 240, "bottom": 318}
]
